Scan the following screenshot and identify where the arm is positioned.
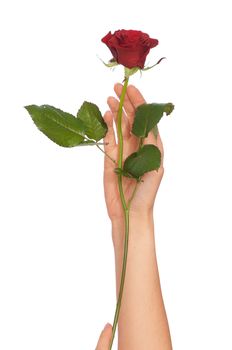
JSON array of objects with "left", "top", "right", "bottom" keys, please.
[
  {"left": 103, "top": 83, "right": 172, "bottom": 350},
  {"left": 112, "top": 214, "right": 172, "bottom": 350}
]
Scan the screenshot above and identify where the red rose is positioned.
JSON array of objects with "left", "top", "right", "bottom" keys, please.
[{"left": 101, "top": 29, "right": 158, "bottom": 69}]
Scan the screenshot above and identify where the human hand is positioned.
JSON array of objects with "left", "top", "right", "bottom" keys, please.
[
  {"left": 103, "top": 83, "right": 164, "bottom": 224},
  {"left": 95, "top": 323, "right": 112, "bottom": 350}
]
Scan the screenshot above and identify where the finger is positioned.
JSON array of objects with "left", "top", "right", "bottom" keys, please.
[
  {"left": 143, "top": 127, "right": 164, "bottom": 168},
  {"left": 126, "top": 84, "right": 165, "bottom": 168},
  {"left": 96, "top": 323, "right": 112, "bottom": 350},
  {"left": 103, "top": 111, "right": 117, "bottom": 168},
  {"left": 156, "top": 129, "right": 164, "bottom": 168},
  {"left": 127, "top": 84, "right": 147, "bottom": 109},
  {"left": 143, "top": 130, "right": 156, "bottom": 145},
  {"left": 156, "top": 129, "right": 164, "bottom": 156},
  {"left": 114, "top": 83, "right": 135, "bottom": 128},
  {"left": 103, "top": 110, "right": 116, "bottom": 149},
  {"left": 107, "top": 96, "right": 130, "bottom": 139}
]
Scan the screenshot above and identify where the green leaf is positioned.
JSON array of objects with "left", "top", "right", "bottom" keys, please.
[
  {"left": 123, "top": 144, "right": 161, "bottom": 179},
  {"left": 132, "top": 102, "right": 174, "bottom": 138},
  {"left": 76, "top": 101, "right": 108, "bottom": 141},
  {"left": 25, "top": 105, "right": 86, "bottom": 147}
]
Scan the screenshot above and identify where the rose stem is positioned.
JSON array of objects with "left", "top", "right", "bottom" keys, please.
[
  {"left": 82, "top": 137, "right": 116, "bottom": 163},
  {"left": 127, "top": 137, "right": 144, "bottom": 209},
  {"left": 96, "top": 144, "right": 116, "bottom": 163},
  {"left": 109, "top": 76, "right": 129, "bottom": 349}
]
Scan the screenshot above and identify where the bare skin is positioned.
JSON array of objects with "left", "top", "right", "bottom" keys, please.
[
  {"left": 103, "top": 83, "right": 164, "bottom": 231},
  {"left": 96, "top": 324, "right": 112, "bottom": 350},
  {"left": 96, "top": 83, "right": 172, "bottom": 350}
]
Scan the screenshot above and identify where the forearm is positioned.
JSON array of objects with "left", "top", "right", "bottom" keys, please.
[{"left": 112, "top": 212, "right": 172, "bottom": 350}]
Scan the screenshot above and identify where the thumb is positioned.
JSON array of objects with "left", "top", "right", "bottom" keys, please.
[{"left": 96, "top": 323, "right": 112, "bottom": 350}]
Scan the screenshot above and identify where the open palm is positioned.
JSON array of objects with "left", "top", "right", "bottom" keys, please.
[{"left": 103, "top": 83, "right": 164, "bottom": 222}]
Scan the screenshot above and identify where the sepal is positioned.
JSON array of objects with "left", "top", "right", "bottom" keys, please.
[{"left": 142, "top": 57, "right": 166, "bottom": 71}]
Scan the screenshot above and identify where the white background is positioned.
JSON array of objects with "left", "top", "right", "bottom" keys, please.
[{"left": 0, "top": 0, "right": 231, "bottom": 349}]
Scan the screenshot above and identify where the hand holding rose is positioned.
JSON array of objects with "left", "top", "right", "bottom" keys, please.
[{"left": 103, "top": 83, "right": 164, "bottom": 241}]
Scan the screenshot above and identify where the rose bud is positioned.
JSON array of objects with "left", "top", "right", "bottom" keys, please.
[{"left": 101, "top": 29, "right": 159, "bottom": 69}]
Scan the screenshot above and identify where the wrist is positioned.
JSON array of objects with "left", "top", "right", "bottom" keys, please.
[{"left": 111, "top": 210, "right": 154, "bottom": 250}]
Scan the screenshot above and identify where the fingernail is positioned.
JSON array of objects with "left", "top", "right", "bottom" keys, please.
[{"left": 104, "top": 323, "right": 111, "bottom": 330}]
